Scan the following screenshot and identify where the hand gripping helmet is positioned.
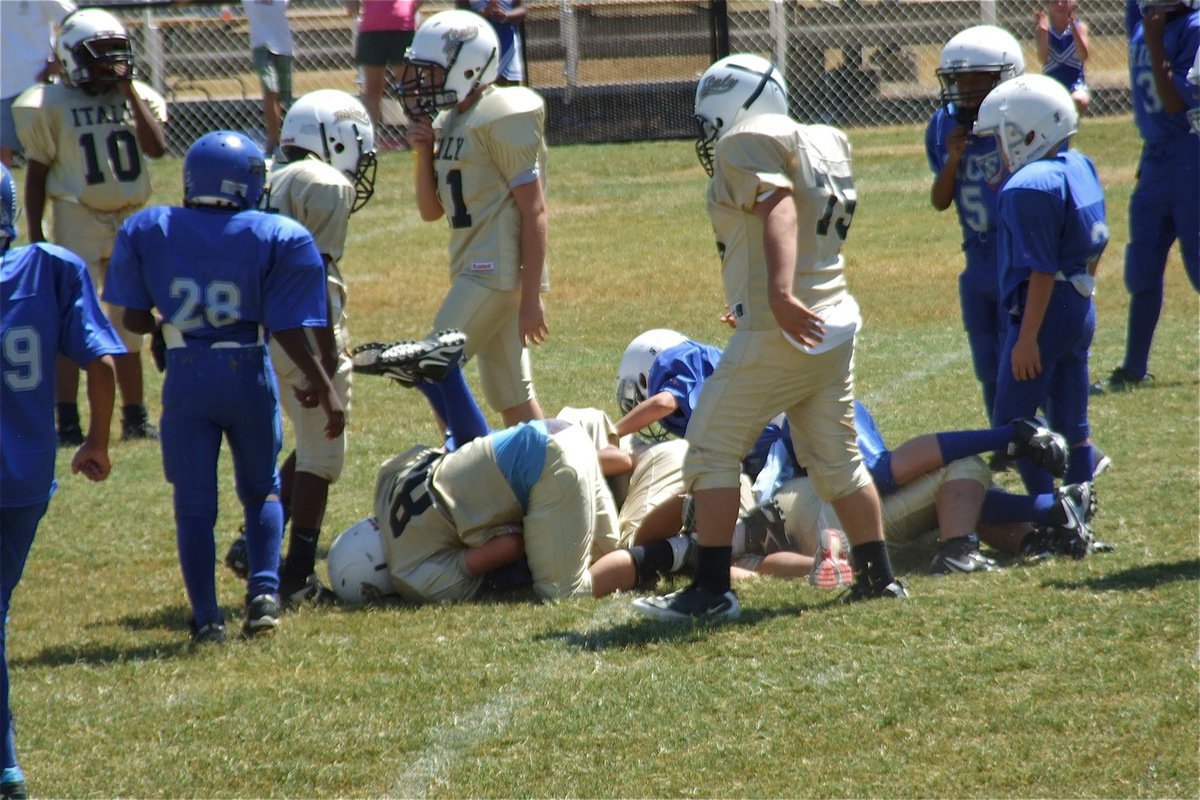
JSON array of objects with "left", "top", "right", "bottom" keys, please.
[
  {"left": 694, "top": 54, "right": 789, "bottom": 176},
  {"left": 56, "top": 8, "right": 136, "bottom": 93},
  {"left": 973, "top": 73, "right": 1078, "bottom": 173},
  {"left": 615, "top": 329, "right": 688, "bottom": 417},
  {"left": 936, "top": 25, "right": 1025, "bottom": 125},
  {"left": 326, "top": 517, "right": 396, "bottom": 604},
  {"left": 281, "top": 90, "right": 378, "bottom": 213},
  {"left": 183, "top": 131, "right": 266, "bottom": 210},
  {"left": 0, "top": 165, "right": 16, "bottom": 253},
  {"left": 398, "top": 10, "right": 499, "bottom": 119}
]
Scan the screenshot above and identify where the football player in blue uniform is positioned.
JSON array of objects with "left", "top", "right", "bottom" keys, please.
[
  {"left": 974, "top": 74, "right": 1108, "bottom": 525},
  {"left": 1100, "top": 0, "right": 1199, "bottom": 390},
  {"left": 927, "top": 25, "right": 1025, "bottom": 421},
  {"left": 103, "top": 131, "right": 344, "bottom": 643},
  {"left": 0, "top": 164, "right": 122, "bottom": 800}
]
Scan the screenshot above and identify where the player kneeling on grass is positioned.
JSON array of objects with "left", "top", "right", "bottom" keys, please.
[
  {"left": 1, "top": 164, "right": 121, "bottom": 800},
  {"left": 102, "top": 131, "right": 344, "bottom": 644}
]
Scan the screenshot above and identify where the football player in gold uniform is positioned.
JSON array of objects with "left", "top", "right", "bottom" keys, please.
[
  {"left": 633, "top": 55, "right": 905, "bottom": 621},
  {"left": 399, "top": 9, "right": 549, "bottom": 427},
  {"left": 13, "top": 8, "right": 166, "bottom": 445}
]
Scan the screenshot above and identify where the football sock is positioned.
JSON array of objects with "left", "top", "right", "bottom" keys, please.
[
  {"left": 1014, "top": 457, "right": 1055, "bottom": 498},
  {"left": 1123, "top": 284, "right": 1163, "bottom": 378},
  {"left": 628, "top": 540, "right": 673, "bottom": 582},
  {"left": 121, "top": 403, "right": 150, "bottom": 428},
  {"left": 435, "top": 367, "right": 490, "bottom": 446},
  {"left": 56, "top": 403, "right": 79, "bottom": 431},
  {"left": 175, "top": 513, "right": 222, "bottom": 627},
  {"left": 935, "top": 426, "right": 1012, "bottom": 464},
  {"left": 1, "top": 720, "right": 18, "bottom": 777},
  {"left": 694, "top": 545, "right": 732, "bottom": 594},
  {"left": 413, "top": 381, "right": 449, "bottom": 433},
  {"left": 850, "top": 540, "right": 895, "bottom": 589},
  {"left": 281, "top": 525, "right": 320, "bottom": 586},
  {"left": 242, "top": 498, "right": 284, "bottom": 598},
  {"left": 1066, "top": 444, "right": 1094, "bottom": 486},
  {"left": 981, "top": 488, "right": 1056, "bottom": 525}
]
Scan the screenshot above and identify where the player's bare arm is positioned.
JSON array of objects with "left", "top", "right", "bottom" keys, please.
[
  {"left": 615, "top": 390, "right": 678, "bottom": 438},
  {"left": 930, "top": 126, "right": 967, "bottom": 210},
  {"left": 1143, "top": 8, "right": 1186, "bottom": 114},
  {"left": 23, "top": 162, "right": 49, "bottom": 242},
  {"left": 756, "top": 188, "right": 824, "bottom": 347},
  {"left": 120, "top": 81, "right": 167, "bottom": 158},
  {"left": 71, "top": 355, "right": 117, "bottom": 482},
  {"left": 408, "top": 120, "right": 445, "bottom": 221},
  {"left": 1011, "top": 271, "right": 1054, "bottom": 381},
  {"left": 464, "top": 532, "right": 525, "bottom": 575},
  {"left": 512, "top": 177, "right": 549, "bottom": 346},
  {"left": 597, "top": 445, "right": 633, "bottom": 477},
  {"left": 273, "top": 327, "right": 347, "bottom": 438}
]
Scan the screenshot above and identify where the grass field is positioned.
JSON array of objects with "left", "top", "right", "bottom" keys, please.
[{"left": 11, "top": 113, "right": 1199, "bottom": 798}]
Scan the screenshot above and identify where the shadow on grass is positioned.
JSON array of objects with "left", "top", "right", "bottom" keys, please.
[
  {"left": 535, "top": 597, "right": 845, "bottom": 652},
  {"left": 1044, "top": 558, "right": 1199, "bottom": 592}
]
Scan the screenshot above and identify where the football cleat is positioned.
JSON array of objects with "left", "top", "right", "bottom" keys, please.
[
  {"left": 281, "top": 573, "right": 337, "bottom": 609},
  {"left": 1092, "top": 367, "right": 1153, "bottom": 394},
  {"left": 929, "top": 533, "right": 1000, "bottom": 576},
  {"left": 188, "top": 620, "right": 228, "bottom": 647},
  {"left": 809, "top": 526, "right": 853, "bottom": 589},
  {"left": 740, "top": 500, "right": 790, "bottom": 554},
  {"left": 351, "top": 329, "right": 466, "bottom": 385},
  {"left": 839, "top": 577, "right": 909, "bottom": 604},
  {"left": 1007, "top": 416, "right": 1068, "bottom": 477},
  {"left": 631, "top": 582, "right": 740, "bottom": 621},
  {"left": 241, "top": 594, "right": 281, "bottom": 638},
  {"left": 1047, "top": 483, "right": 1095, "bottom": 559},
  {"left": 0, "top": 779, "right": 28, "bottom": 800}
]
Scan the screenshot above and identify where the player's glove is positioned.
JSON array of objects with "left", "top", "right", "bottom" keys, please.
[{"left": 150, "top": 325, "right": 167, "bottom": 372}]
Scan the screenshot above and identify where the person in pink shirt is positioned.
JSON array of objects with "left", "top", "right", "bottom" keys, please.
[{"left": 347, "top": 0, "right": 421, "bottom": 140}]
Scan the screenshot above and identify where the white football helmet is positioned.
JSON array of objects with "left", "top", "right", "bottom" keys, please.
[
  {"left": 398, "top": 10, "right": 499, "bottom": 119},
  {"left": 615, "top": 329, "right": 688, "bottom": 420},
  {"left": 326, "top": 517, "right": 395, "bottom": 604},
  {"left": 694, "top": 54, "right": 789, "bottom": 176},
  {"left": 936, "top": 25, "right": 1025, "bottom": 125},
  {"left": 974, "top": 73, "right": 1078, "bottom": 173},
  {"left": 281, "top": 90, "right": 377, "bottom": 212},
  {"left": 56, "top": 8, "right": 136, "bottom": 93}
]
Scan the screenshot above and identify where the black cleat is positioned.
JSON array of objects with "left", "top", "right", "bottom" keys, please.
[{"left": 631, "top": 582, "right": 740, "bottom": 621}]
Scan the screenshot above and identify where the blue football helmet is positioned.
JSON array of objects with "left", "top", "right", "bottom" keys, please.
[
  {"left": 0, "top": 165, "right": 16, "bottom": 253},
  {"left": 183, "top": 131, "right": 266, "bottom": 210}
]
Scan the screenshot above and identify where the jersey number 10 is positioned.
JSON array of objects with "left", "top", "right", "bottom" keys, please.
[{"left": 79, "top": 131, "right": 142, "bottom": 185}]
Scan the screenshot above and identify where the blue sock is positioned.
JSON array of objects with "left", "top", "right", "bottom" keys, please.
[
  {"left": 414, "top": 380, "right": 449, "bottom": 427},
  {"left": 435, "top": 367, "right": 490, "bottom": 446},
  {"left": 936, "top": 425, "right": 1013, "bottom": 463},
  {"left": 1123, "top": 283, "right": 1163, "bottom": 377},
  {"left": 1067, "top": 444, "right": 1094, "bottom": 485},
  {"left": 243, "top": 498, "right": 284, "bottom": 599},
  {"left": 981, "top": 489, "right": 1057, "bottom": 525},
  {"left": 175, "top": 514, "right": 222, "bottom": 628},
  {"left": 1014, "top": 457, "right": 1055, "bottom": 497}
]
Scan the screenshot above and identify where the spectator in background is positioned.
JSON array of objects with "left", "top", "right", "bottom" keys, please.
[
  {"left": 456, "top": 0, "right": 526, "bottom": 86},
  {"left": 1035, "top": 0, "right": 1092, "bottom": 114},
  {"left": 243, "top": 0, "right": 295, "bottom": 158},
  {"left": 347, "top": 0, "right": 420, "bottom": 145},
  {"left": 0, "top": 0, "right": 76, "bottom": 168}
]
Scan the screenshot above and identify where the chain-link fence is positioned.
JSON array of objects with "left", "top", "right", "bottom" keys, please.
[{"left": 101, "top": 0, "right": 1131, "bottom": 151}]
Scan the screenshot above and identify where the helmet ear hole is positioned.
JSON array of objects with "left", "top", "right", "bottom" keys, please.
[{"left": 1024, "top": 129, "right": 1037, "bottom": 146}]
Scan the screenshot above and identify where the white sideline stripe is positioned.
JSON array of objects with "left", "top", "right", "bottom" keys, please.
[{"left": 391, "top": 606, "right": 618, "bottom": 798}]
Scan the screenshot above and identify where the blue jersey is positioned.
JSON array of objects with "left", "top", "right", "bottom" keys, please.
[
  {"left": 1044, "top": 22, "right": 1087, "bottom": 91},
  {"left": 1, "top": 243, "right": 124, "bottom": 507},
  {"left": 647, "top": 339, "right": 722, "bottom": 439},
  {"left": 1129, "top": 10, "right": 1200, "bottom": 146},
  {"left": 103, "top": 206, "right": 327, "bottom": 346},
  {"left": 997, "top": 150, "right": 1108, "bottom": 315},
  {"left": 925, "top": 106, "right": 1006, "bottom": 250}
]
